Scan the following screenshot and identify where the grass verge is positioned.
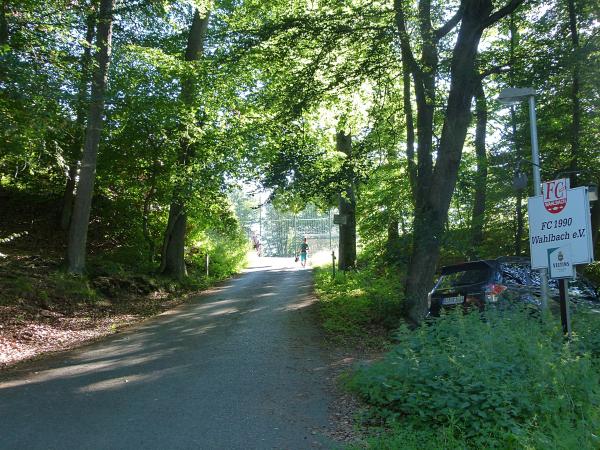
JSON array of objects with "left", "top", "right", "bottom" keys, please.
[{"left": 313, "top": 264, "right": 405, "bottom": 350}]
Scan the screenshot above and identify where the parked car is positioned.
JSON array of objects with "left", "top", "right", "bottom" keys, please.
[{"left": 428, "top": 257, "right": 599, "bottom": 316}]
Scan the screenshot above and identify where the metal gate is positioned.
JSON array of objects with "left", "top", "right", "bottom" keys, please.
[{"left": 241, "top": 202, "right": 338, "bottom": 257}]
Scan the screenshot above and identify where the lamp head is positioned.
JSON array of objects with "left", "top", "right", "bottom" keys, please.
[
  {"left": 513, "top": 171, "right": 528, "bottom": 191},
  {"left": 497, "top": 87, "right": 536, "bottom": 105}
]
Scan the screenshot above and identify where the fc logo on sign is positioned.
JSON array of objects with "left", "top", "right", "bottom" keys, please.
[{"left": 542, "top": 178, "right": 569, "bottom": 214}]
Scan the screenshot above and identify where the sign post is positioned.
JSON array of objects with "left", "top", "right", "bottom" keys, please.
[
  {"left": 528, "top": 179, "right": 593, "bottom": 336},
  {"left": 547, "top": 245, "right": 574, "bottom": 337},
  {"left": 331, "top": 250, "right": 336, "bottom": 279},
  {"left": 558, "top": 279, "right": 572, "bottom": 337}
]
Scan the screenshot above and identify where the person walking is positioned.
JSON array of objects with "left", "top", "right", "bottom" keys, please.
[{"left": 298, "top": 237, "right": 310, "bottom": 267}]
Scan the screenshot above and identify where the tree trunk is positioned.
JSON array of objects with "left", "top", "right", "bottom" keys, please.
[
  {"left": 592, "top": 187, "right": 599, "bottom": 253},
  {"left": 60, "top": 164, "right": 78, "bottom": 230},
  {"left": 567, "top": 0, "right": 581, "bottom": 185},
  {"left": 0, "top": 0, "right": 8, "bottom": 46},
  {"left": 403, "top": 57, "right": 416, "bottom": 195},
  {"left": 508, "top": 15, "right": 524, "bottom": 256},
  {"left": 160, "top": 203, "right": 187, "bottom": 277},
  {"left": 60, "top": 11, "right": 96, "bottom": 231},
  {"left": 386, "top": 218, "right": 402, "bottom": 263},
  {"left": 515, "top": 188, "right": 524, "bottom": 255},
  {"left": 401, "top": 0, "right": 522, "bottom": 324},
  {"left": 0, "top": 0, "right": 9, "bottom": 83},
  {"left": 512, "top": 104, "right": 524, "bottom": 255},
  {"left": 337, "top": 131, "right": 356, "bottom": 271},
  {"left": 384, "top": 54, "right": 416, "bottom": 262},
  {"left": 142, "top": 165, "right": 158, "bottom": 263},
  {"left": 160, "top": 9, "right": 210, "bottom": 279},
  {"left": 470, "top": 77, "right": 487, "bottom": 258},
  {"left": 66, "top": 0, "right": 114, "bottom": 274}
]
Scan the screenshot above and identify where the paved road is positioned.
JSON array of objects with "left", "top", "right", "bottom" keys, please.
[{"left": 0, "top": 258, "right": 338, "bottom": 449}]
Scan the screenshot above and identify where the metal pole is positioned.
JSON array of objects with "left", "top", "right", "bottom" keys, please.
[
  {"left": 259, "top": 200, "right": 262, "bottom": 239},
  {"left": 206, "top": 253, "right": 209, "bottom": 278},
  {"left": 528, "top": 95, "right": 549, "bottom": 310},
  {"left": 328, "top": 209, "right": 332, "bottom": 251},
  {"left": 332, "top": 250, "right": 336, "bottom": 279},
  {"left": 293, "top": 214, "right": 297, "bottom": 257}
]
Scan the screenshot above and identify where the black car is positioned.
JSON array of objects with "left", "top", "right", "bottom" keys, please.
[{"left": 428, "top": 257, "right": 599, "bottom": 316}]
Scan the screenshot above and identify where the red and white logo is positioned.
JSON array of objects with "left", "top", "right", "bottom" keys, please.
[{"left": 542, "top": 178, "right": 569, "bottom": 214}]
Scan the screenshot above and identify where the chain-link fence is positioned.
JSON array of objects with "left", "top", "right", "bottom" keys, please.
[{"left": 241, "top": 203, "right": 338, "bottom": 257}]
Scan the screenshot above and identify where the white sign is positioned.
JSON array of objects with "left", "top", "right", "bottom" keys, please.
[
  {"left": 547, "top": 245, "right": 575, "bottom": 279},
  {"left": 528, "top": 185, "right": 593, "bottom": 269}
]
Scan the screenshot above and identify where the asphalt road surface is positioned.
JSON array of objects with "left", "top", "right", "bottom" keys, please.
[{"left": 0, "top": 257, "right": 339, "bottom": 449}]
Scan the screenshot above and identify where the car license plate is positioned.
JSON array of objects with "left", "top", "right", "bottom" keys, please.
[{"left": 442, "top": 296, "right": 464, "bottom": 305}]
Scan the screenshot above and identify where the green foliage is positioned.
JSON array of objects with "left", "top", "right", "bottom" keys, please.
[
  {"left": 348, "top": 424, "right": 466, "bottom": 450},
  {"left": 314, "top": 264, "right": 404, "bottom": 345},
  {"left": 348, "top": 309, "right": 600, "bottom": 448},
  {"left": 583, "top": 261, "right": 600, "bottom": 286},
  {"left": 188, "top": 226, "right": 249, "bottom": 280},
  {"left": 48, "top": 272, "right": 98, "bottom": 303}
]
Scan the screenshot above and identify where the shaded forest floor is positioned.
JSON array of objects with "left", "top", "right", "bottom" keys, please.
[
  {"left": 0, "top": 188, "right": 214, "bottom": 369},
  {"left": 0, "top": 250, "right": 211, "bottom": 369}
]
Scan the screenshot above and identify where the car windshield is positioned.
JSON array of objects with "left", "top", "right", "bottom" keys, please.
[{"left": 437, "top": 268, "right": 491, "bottom": 290}]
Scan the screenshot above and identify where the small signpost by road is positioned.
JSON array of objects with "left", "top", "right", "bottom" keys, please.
[
  {"left": 333, "top": 214, "right": 347, "bottom": 225},
  {"left": 527, "top": 178, "right": 594, "bottom": 336}
]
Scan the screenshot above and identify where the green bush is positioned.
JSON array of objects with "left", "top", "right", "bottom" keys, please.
[
  {"left": 583, "top": 261, "right": 600, "bottom": 286},
  {"left": 314, "top": 265, "right": 404, "bottom": 343},
  {"left": 348, "top": 309, "right": 600, "bottom": 449},
  {"left": 188, "top": 226, "right": 248, "bottom": 280}
]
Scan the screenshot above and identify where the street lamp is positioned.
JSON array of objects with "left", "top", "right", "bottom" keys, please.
[{"left": 497, "top": 87, "right": 549, "bottom": 310}]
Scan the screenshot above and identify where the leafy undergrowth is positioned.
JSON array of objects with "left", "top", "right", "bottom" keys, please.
[
  {"left": 0, "top": 251, "right": 236, "bottom": 369},
  {"left": 313, "top": 264, "right": 405, "bottom": 350},
  {"left": 347, "top": 308, "right": 600, "bottom": 449},
  {"left": 584, "top": 261, "right": 600, "bottom": 287}
]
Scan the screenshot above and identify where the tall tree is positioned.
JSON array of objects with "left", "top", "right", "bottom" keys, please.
[
  {"left": 0, "top": 0, "right": 8, "bottom": 47},
  {"left": 66, "top": 0, "right": 115, "bottom": 273},
  {"left": 159, "top": 8, "right": 210, "bottom": 279},
  {"left": 337, "top": 130, "right": 356, "bottom": 271},
  {"left": 507, "top": 13, "right": 526, "bottom": 256},
  {"left": 394, "top": 0, "right": 524, "bottom": 323},
  {"left": 567, "top": 0, "right": 581, "bottom": 184},
  {"left": 469, "top": 76, "right": 487, "bottom": 257},
  {"left": 386, "top": 58, "right": 416, "bottom": 261},
  {"left": 60, "top": 8, "right": 96, "bottom": 231}
]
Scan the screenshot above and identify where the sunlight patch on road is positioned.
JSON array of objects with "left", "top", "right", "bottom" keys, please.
[
  {"left": 207, "top": 307, "right": 239, "bottom": 317},
  {"left": 310, "top": 250, "right": 333, "bottom": 267},
  {"left": 76, "top": 367, "right": 182, "bottom": 394},
  {"left": 276, "top": 296, "right": 316, "bottom": 312},
  {"left": 0, "top": 350, "right": 172, "bottom": 390}
]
